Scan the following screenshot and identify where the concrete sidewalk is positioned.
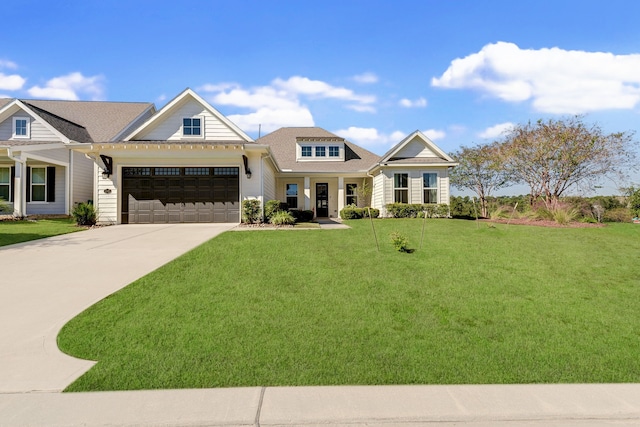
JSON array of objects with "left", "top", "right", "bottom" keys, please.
[
  {"left": 0, "top": 223, "right": 235, "bottom": 393},
  {"left": 2, "top": 384, "right": 640, "bottom": 426}
]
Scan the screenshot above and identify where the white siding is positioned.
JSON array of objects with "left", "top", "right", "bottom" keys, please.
[
  {"left": 72, "top": 150, "right": 94, "bottom": 204},
  {"left": 26, "top": 166, "right": 65, "bottom": 214},
  {"left": 394, "top": 137, "right": 438, "bottom": 158},
  {"left": 410, "top": 170, "right": 422, "bottom": 204},
  {"left": 372, "top": 172, "right": 384, "bottom": 212},
  {"left": 439, "top": 170, "right": 450, "bottom": 204},
  {"left": 136, "top": 99, "right": 245, "bottom": 141},
  {"left": 29, "top": 147, "right": 68, "bottom": 164},
  {"left": 0, "top": 112, "right": 63, "bottom": 141},
  {"left": 96, "top": 166, "right": 117, "bottom": 224}
]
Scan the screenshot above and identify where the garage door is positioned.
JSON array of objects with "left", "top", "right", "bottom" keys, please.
[{"left": 121, "top": 167, "right": 240, "bottom": 223}]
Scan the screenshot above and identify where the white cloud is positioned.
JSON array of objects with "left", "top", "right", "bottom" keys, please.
[
  {"left": 478, "top": 122, "right": 515, "bottom": 139},
  {"left": 28, "top": 72, "right": 104, "bottom": 100},
  {"left": 0, "top": 73, "right": 26, "bottom": 91},
  {"left": 0, "top": 60, "right": 18, "bottom": 70},
  {"left": 353, "top": 72, "right": 379, "bottom": 84},
  {"left": 422, "top": 129, "right": 446, "bottom": 140},
  {"left": 332, "top": 127, "right": 407, "bottom": 152},
  {"left": 399, "top": 97, "right": 427, "bottom": 108},
  {"left": 200, "top": 76, "right": 376, "bottom": 133},
  {"left": 432, "top": 41, "right": 640, "bottom": 114}
]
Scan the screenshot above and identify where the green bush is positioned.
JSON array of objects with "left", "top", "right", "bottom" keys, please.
[
  {"left": 72, "top": 202, "right": 97, "bottom": 226},
  {"left": 386, "top": 203, "right": 449, "bottom": 218},
  {"left": 270, "top": 210, "right": 295, "bottom": 226},
  {"left": 390, "top": 231, "right": 409, "bottom": 252},
  {"left": 0, "top": 197, "right": 9, "bottom": 213},
  {"left": 629, "top": 188, "right": 640, "bottom": 217},
  {"left": 340, "top": 206, "right": 380, "bottom": 220},
  {"left": 603, "top": 207, "right": 632, "bottom": 223},
  {"left": 290, "top": 209, "right": 314, "bottom": 222},
  {"left": 551, "top": 207, "right": 579, "bottom": 225},
  {"left": 265, "top": 200, "right": 290, "bottom": 222},
  {"left": 450, "top": 196, "right": 475, "bottom": 218},
  {"left": 242, "top": 199, "right": 262, "bottom": 224}
]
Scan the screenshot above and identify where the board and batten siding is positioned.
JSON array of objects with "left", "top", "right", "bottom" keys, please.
[
  {"left": 136, "top": 100, "right": 245, "bottom": 142},
  {"left": 72, "top": 150, "right": 94, "bottom": 204},
  {"left": 263, "top": 159, "right": 276, "bottom": 202},
  {"left": 0, "top": 112, "right": 64, "bottom": 141},
  {"left": 26, "top": 166, "right": 65, "bottom": 214}
]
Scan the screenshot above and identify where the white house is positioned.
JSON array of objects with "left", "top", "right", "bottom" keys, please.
[{"left": 2, "top": 89, "right": 456, "bottom": 224}]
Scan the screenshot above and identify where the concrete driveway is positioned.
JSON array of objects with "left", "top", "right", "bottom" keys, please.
[{"left": 0, "top": 223, "right": 236, "bottom": 393}]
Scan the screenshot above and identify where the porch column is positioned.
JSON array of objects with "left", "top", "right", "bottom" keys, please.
[
  {"left": 337, "top": 176, "right": 344, "bottom": 214},
  {"left": 304, "top": 177, "right": 311, "bottom": 210},
  {"left": 13, "top": 161, "right": 25, "bottom": 217}
]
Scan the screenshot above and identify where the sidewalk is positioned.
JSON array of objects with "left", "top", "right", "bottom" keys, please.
[{"left": 2, "top": 384, "right": 640, "bottom": 426}]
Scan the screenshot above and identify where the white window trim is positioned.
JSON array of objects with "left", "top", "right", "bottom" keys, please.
[
  {"left": 182, "top": 116, "right": 204, "bottom": 138},
  {"left": 301, "top": 146, "right": 312, "bottom": 157},
  {"left": 12, "top": 117, "right": 30, "bottom": 139},
  {"left": 423, "top": 172, "right": 439, "bottom": 204},
  {"left": 393, "top": 172, "right": 409, "bottom": 204},
  {"left": 346, "top": 183, "right": 358, "bottom": 206},
  {"left": 30, "top": 166, "right": 47, "bottom": 203},
  {"left": 297, "top": 143, "right": 344, "bottom": 161}
]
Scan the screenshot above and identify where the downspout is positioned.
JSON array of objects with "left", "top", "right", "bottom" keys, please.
[{"left": 7, "top": 147, "right": 26, "bottom": 217}]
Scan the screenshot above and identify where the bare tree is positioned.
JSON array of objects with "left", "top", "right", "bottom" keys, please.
[
  {"left": 500, "top": 116, "right": 637, "bottom": 208},
  {"left": 450, "top": 141, "right": 512, "bottom": 217}
]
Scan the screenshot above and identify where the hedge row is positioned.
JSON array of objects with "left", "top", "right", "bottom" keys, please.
[
  {"left": 385, "top": 203, "right": 450, "bottom": 218},
  {"left": 339, "top": 206, "right": 380, "bottom": 220}
]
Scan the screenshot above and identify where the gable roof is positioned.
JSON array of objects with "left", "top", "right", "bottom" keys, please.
[
  {"left": 379, "top": 130, "right": 455, "bottom": 164},
  {"left": 257, "top": 127, "right": 380, "bottom": 173},
  {"left": 22, "top": 102, "right": 93, "bottom": 143},
  {"left": 25, "top": 99, "right": 154, "bottom": 142},
  {"left": 124, "top": 88, "right": 253, "bottom": 142}
]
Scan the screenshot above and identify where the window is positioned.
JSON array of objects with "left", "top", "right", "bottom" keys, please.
[
  {"left": 329, "top": 146, "right": 340, "bottom": 157},
  {"left": 183, "top": 117, "right": 202, "bottom": 136},
  {"left": 423, "top": 173, "right": 438, "bottom": 203},
  {"left": 0, "top": 168, "right": 10, "bottom": 201},
  {"left": 154, "top": 167, "right": 180, "bottom": 176},
  {"left": 315, "top": 146, "right": 326, "bottom": 157},
  {"left": 301, "top": 146, "right": 312, "bottom": 157},
  {"left": 286, "top": 184, "right": 298, "bottom": 208},
  {"left": 346, "top": 183, "right": 358, "bottom": 206},
  {"left": 31, "top": 167, "right": 46, "bottom": 202},
  {"left": 394, "top": 173, "right": 408, "bottom": 203},
  {"left": 13, "top": 117, "right": 30, "bottom": 138}
]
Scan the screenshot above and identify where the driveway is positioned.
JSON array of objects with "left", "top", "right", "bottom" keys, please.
[{"left": 0, "top": 223, "right": 236, "bottom": 393}]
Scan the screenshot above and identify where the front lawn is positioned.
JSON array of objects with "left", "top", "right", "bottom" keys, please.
[
  {"left": 0, "top": 218, "right": 82, "bottom": 247},
  {"left": 58, "top": 219, "right": 640, "bottom": 391}
]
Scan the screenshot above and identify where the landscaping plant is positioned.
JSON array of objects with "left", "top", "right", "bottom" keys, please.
[{"left": 72, "top": 202, "right": 97, "bottom": 226}]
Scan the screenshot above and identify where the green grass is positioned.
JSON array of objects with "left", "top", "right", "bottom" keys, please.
[
  {"left": 58, "top": 219, "right": 640, "bottom": 391},
  {"left": 0, "top": 218, "right": 82, "bottom": 247}
]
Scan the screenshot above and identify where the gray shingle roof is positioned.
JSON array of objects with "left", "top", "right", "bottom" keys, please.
[
  {"left": 23, "top": 102, "right": 93, "bottom": 143},
  {"left": 23, "top": 99, "right": 153, "bottom": 142},
  {"left": 0, "top": 98, "right": 11, "bottom": 110},
  {"left": 257, "top": 127, "right": 380, "bottom": 173}
]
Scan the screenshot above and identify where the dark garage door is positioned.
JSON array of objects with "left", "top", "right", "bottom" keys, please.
[{"left": 121, "top": 167, "right": 239, "bottom": 224}]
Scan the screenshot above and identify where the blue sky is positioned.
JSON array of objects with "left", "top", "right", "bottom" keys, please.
[{"left": 2, "top": 0, "right": 640, "bottom": 193}]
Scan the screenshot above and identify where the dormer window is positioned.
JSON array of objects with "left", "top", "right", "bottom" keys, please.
[
  {"left": 13, "top": 117, "right": 30, "bottom": 138},
  {"left": 297, "top": 141, "right": 345, "bottom": 161},
  {"left": 329, "top": 146, "right": 340, "bottom": 157},
  {"left": 315, "top": 146, "right": 326, "bottom": 157},
  {"left": 301, "top": 146, "right": 312, "bottom": 157},
  {"left": 183, "top": 117, "right": 202, "bottom": 136}
]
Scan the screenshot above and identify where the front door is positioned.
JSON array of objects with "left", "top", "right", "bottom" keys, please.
[{"left": 316, "top": 183, "right": 329, "bottom": 217}]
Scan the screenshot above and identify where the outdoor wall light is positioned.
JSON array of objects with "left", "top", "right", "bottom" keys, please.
[{"left": 99, "top": 154, "right": 113, "bottom": 179}]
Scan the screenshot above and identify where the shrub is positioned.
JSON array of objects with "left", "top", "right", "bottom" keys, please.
[
  {"left": 551, "top": 207, "right": 579, "bottom": 225},
  {"left": 390, "top": 231, "right": 409, "bottom": 252},
  {"left": 0, "top": 197, "right": 9, "bottom": 213},
  {"left": 603, "top": 207, "right": 632, "bottom": 223},
  {"left": 340, "top": 206, "right": 380, "bottom": 220},
  {"left": 290, "top": 209, "right": 314, "bottom": 222},
  {"left": 387, "top": 203, "right": 449, "bottom": 218},
  {"left": 270, "top": 210, "right": 295, "bottom": 226},
  {"left": 72, "top": 202, "right": 97, "bottom": 226},
  {"left": 242, "top": 199, "right": 262, "bottom": 224},
  {"left": 450, "top": 196, "right": 475, "bottom": 219},
  {"left": 629, "top": 188, "right": 640, "bottom": 217},
  {"left": 265, "top": 200, "right": 286, "bottom": 221}
]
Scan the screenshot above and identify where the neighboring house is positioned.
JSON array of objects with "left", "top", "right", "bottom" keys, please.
[
  {"left": 2, "top": 88, "right": 456, "bottom": 224},
  {"left": 0, "top": 98, "right": 154, "bottom": 217}
]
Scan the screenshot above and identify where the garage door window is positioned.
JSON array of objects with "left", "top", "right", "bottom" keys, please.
[{"left": 155, "top": 167, "right": 180, "bottom": 176}]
